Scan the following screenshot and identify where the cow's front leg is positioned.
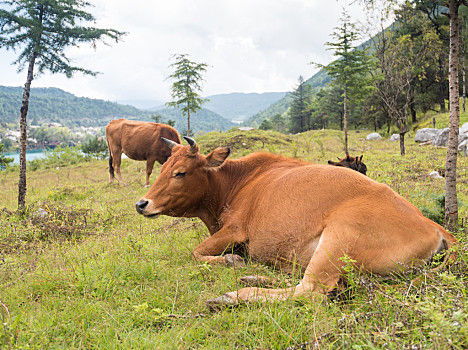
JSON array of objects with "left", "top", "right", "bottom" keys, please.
[{"left": 192, "top": 225, "right": 247, "bottom": 267}]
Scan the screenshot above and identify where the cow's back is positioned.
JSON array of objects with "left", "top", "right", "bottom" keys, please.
[
  {"left": 228, "top": 164, "right": 435, "bottom": 271},
  {"left": 107, "top": 119, "right": 180, "bottom": 163}
]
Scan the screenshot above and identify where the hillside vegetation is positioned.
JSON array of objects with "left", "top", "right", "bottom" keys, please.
[
  {"left": 0, "top": 86, "right": 235, "bottom": 133},
  {"left": 0, "top": 125, "right": 467, "bottom": 349}
]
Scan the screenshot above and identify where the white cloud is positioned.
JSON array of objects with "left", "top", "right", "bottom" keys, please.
[{"left": 0, "top": 0, "right": 393, "bottom": 104}]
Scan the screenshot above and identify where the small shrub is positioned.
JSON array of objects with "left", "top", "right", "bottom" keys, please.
[
  {"left": 0, "top": 143, "right": 13, "bottom": 169},
  {"left": 420, "top": 195, "right": 445, "bottom": 225},
  {"left": 42, "top": 145, "right": 86, "bottom": 168},
  {"left": 81, "top": 136, "right": 108, "bottom": 160}
]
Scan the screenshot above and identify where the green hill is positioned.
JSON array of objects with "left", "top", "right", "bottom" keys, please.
[
  {"left": 242, "top": 68, "right": 331, "bottom": 127},
  {"left": 0, "top": 86, "right": 235, "bottom": 133}
]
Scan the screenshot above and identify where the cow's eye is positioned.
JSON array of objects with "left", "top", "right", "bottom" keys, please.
[{"left": 174, "top": 172, "right": 186, "bottom": 178}]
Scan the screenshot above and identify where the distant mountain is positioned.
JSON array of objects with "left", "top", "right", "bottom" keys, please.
[
  {"left": 116, "top": 98, "right": 165, "bottom": 110},
  {"left": 155, "top": 108, "right": 235, "bottom": 133},
  {"left": 242, "top": 69, "right": 331, "bottom": 128},
  {"left": 118, "top": 92, "right": 288, "bottom": 122},
  {"left": 203, "top": 92, "right": 287, "bottom": 122},
  {"left": 0, "top": 86, "right": 235, "bottom": 133}
]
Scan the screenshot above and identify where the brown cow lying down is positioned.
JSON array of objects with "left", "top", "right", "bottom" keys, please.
[
  {"left": 136, "top": 137, "right": 457, "bottom": 308},
  {"left": 106, "top": 119, "right": 181, "bottom": 187},
  {"left": 328, "top": 155, "right": 367, "bottom": 175}
]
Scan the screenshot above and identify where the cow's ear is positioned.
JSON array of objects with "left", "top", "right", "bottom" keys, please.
[{"left": 206, "top": 147, "right": 231, "bottom": 168}]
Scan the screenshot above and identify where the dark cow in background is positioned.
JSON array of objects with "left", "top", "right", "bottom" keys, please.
[
  {"left": 106, "top": 119, "right": 181, "bottom": 187},
  {"left": 328, "top": 155, "right": 367, "bottom": 175},
  {"left": 136, "top": 137, "right": 457, "bottom": 308}
]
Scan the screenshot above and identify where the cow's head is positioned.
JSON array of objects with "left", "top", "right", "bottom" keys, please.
[
  {"left": 328, "top": 155, "right": 367, "bottom": 175},
  {"left": 136, "top": 136, "right": 230, "bottom": 218}
]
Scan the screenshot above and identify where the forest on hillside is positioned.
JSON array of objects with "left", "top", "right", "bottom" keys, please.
[
  {"left": 0, "top": 86, "right": 148, "bottom": 127},
  {"left": 0, "top": 86, "right": 235, "bottom": 133},
  {"left": 251, "top": 2, "right": 466, "bottom": 141}
]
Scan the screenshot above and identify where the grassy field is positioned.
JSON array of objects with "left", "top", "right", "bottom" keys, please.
[{"left": 1, "top": 125, "right": 467, "bottom": 349}]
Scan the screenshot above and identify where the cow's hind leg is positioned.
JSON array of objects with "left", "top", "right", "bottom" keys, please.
[
  {"left": 113, "top": 150, "right": 126, "bottom": 185},
  {"left": 144, "top": 159, "right": 156, "bottom": 187},
  {"left": 206, "top": 234, "right": 344, "bottom": 309}
]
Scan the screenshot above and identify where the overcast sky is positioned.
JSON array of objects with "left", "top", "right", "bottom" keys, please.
[{"left": 0, "top": 0, "right": 392, "bottom": 106}]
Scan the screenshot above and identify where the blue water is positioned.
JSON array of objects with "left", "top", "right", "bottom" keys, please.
[{"left": 5, "top": 150, "right": 47, "bottom": 164}]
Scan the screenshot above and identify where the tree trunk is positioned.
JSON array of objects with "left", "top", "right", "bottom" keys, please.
[
  {"left": 399, "top": 132, "right": 405, "bottom": 156},
  {"left": 439, "top": 57, "right": 446, "bottom": 113},
  {"left": 410, "top": 104, "right": 416, "bottom": 123},
  {"left": 18, "top": 52, "right": 37, "bottom": 209},
  {"left": 462, "top": 11, "right": 466, "bottom": 113},
  {"left": 343, "top": 85, "right": 349, "bottom": 156},
  {"left": 187, "top": 109, "right": 191, "bottom": 137},
  {"left": 463, "top": 51, "right": 466, "bottom": 113},
  {"left": 445, "top": 0, "right": 460, "bottom": 231}
]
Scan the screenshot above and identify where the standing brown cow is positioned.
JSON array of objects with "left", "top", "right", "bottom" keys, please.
[
  {"left": 105, "top": 119, "right": 181, "bottom": 187},
  {"left": 136, "top": 137, "right": 457, "bottom": 308}
]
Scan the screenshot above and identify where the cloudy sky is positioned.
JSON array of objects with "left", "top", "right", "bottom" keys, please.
[{"left": 1, "top": 0, "right": 391, "bottom": 107}]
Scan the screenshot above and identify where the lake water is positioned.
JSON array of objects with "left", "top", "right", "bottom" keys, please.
[
  {"left": 5, "top": 149, "right": 120, "bottom": 164},
  {"left": 5, "top": 150, "right": 47, "bottom": 164}
]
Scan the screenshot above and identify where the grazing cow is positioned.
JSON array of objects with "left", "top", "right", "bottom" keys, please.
[
  {"left": 328, "top": 155, "right": 367, "bottom": 175},
  {"left": 136, "top": 137, "right": 457, "bottom": 308},
  {"left": 105, "top": 119, "right": 181, "bottom": 187}
]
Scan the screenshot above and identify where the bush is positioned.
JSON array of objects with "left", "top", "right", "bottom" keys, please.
[
  {"left": 0, "top": 143, "right": 13, "bottom": 169},
  {"left": 81, "top": 136, "right": 108, "bottom": 160},
  {"left": 420, "top": 195, "right": 445, "bottom": 225},
  {"left": 27, "top": 145, "right": 87, "bottom": 170}
]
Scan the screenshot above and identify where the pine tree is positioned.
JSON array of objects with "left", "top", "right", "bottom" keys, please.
[
  {"left": 0, "top": 0, "right": 125, "bottom": 209},
  {"left": 166, "top": 54, "right": 209, "bottom": 136},
  {"left": 288, "top": 76, "right": 312, "bottom": 134},
  {"left": 321, "top": 9, "right": 374, "bottom": 156}
]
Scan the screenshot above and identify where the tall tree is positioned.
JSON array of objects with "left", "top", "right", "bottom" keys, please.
[
  {"left": 166, "top": 54, "right": 209, "bottom": 136},
  {"left": 288, "top": 76, "right": 312, "bottom": 134},
  {"left": 0, "top": 0, "right": 124, "bottom": 209},
  {"left": 413, "top": 0, "right": 450, "bottom": 113},
  {"left": 369, "top": 4, "right": 441, "bottom": 155},
  {"left": 320, "top": 9, "right": 374, "bottom": 156},
  {"left": 443, "top": 0, "right": 466, "bottom": 231}
]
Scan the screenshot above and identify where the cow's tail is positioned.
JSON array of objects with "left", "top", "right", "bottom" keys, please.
[
  {"left": 106, "top": 137, "right": 115, "bottom": 177},
  {"left": 109, "top": 153, "right": 114, "bottom": 177},
  {"left": 437, "top": 228, "right": 459, "bottom": 268}
]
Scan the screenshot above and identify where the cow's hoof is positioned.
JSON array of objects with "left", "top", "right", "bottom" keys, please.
[
  {"left": 225, "top": 254, "right": 245, "bottom": 267},
  {"left": 206, "top": 294, "right": 238, "bottom": 311},
  {"left": 240, "top": 275, "right": 275, "bottom": 287}
]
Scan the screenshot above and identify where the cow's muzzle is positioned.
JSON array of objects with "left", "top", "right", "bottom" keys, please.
[{"left": 135, "top": 200, "right": 149, "bottom": 214}]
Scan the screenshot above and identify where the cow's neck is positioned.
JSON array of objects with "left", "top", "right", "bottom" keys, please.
[{"left": 197, "top": 154, "right": 291, "bottom": 234}]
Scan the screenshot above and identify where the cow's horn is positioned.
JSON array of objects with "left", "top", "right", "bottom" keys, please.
[
  {"left": 183, "top": 136, "right": 197, "bottom": 152},
  {"left": 161, "top": 137, "right": 178, "bottom": 150}
]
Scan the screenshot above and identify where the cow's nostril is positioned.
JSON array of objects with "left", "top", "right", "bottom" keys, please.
[{"left": 136, "top": 200, "right": 149, "bottom": 214}]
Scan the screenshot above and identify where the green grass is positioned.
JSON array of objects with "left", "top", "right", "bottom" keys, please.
[{"left": 0, "top": 125, "right": 467, "bottom": 349}]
